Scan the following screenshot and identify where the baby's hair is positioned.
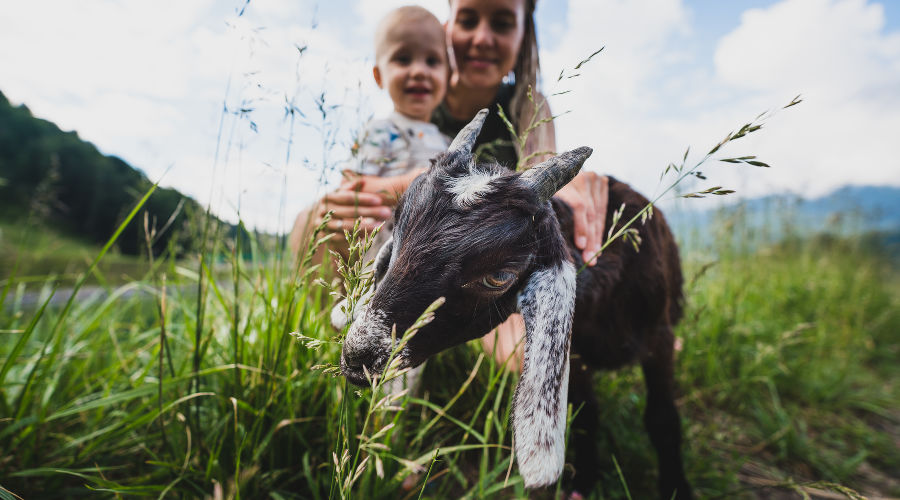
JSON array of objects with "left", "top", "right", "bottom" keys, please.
[{"left": 374, "top": 6, "right": 445, "bottom": 62}]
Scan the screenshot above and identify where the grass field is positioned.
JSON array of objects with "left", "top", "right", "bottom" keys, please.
[
  {"left": 1, "top": 216, "right": 151, "bottom": 288},
  {"left": 1, "top": 207, "right": 898, "bottom": 499}
]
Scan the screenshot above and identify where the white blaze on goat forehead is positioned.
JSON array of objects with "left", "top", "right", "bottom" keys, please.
[
  {"left": 513, "top": 261, "right": 576, "bottom": 487},
  {"left": 444, "top": 160, "right": 502, "bottom": 207}
]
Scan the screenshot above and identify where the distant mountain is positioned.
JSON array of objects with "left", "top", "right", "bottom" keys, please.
[
  {"left": 667, "top": 185, "right": 900, "bottom": 248},
  {"left": 0, "top": 90, "right": 218, "bottom": 256},
  {"left": 797, "top": 185, "right": 900, "bottom": 230}
]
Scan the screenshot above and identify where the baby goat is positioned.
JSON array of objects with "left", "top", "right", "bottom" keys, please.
[{"left": 338, "top": 110, "right": 692, "bottom": 499}]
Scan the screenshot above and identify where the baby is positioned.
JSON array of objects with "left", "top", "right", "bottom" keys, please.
[
  {"left": 347, "top": 5, "right": 450, "bottom": 191},
  {"left": 288, "top": 6, "right": 448, "bottom": 267},
  {"left": 334, "top": 6, "right": 450, "bottom": 402}
]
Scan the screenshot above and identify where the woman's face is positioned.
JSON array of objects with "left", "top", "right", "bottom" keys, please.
[{"left": 448, "top": 0, "right": 525, "bottom": 90}]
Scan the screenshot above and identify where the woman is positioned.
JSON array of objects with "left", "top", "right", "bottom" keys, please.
[{"left": 289, "top": 0, "right": 608, "bottom": 369}]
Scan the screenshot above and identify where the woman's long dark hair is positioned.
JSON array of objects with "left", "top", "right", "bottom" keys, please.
[{"left": 510, "top": 0, "right": 540, "bottom": 138}]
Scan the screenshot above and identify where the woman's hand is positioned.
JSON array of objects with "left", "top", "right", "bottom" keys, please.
[
  {"left": 554, "top": 172, "right": 609, "bottom": 266},
  {"left": 322, "top": 168, "right": 429, "bottom": 234},
  {"left": 319, "top": 179, "right": 392, "bottom": 234},
  {"left": 319, "top": 173, "right": 391, "bottom": 234},
  {"left": 289, "top": 170, "right": 418, "bottom": 260}
]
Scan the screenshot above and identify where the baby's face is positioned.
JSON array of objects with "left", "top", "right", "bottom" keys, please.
[{"left": 375, "top": 23, "right": 448, "bottom": 122}]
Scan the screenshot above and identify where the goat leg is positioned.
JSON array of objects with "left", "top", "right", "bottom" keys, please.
[
  {"left": 641, "top": 327, "right": 693, "bottom": 500},
  {"left": 567, "top": 356, "right": 600, "bottom": 496}
]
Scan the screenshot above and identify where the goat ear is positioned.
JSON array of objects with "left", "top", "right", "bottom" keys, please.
[
  {"left": 513, "top": 261, "right": 577, "bottom": 488},
  {"left": 447, "top": 108, "right": 489, "bottom": 154},
  {"left": 520, "top": 147, "right": 593, "bottom": 203}
]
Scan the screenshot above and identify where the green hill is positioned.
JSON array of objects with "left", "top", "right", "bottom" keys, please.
[{"left": 0, "top": 90, "right": 204, "bottom": 257}]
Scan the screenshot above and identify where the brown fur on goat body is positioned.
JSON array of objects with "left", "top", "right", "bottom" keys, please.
[
  {"left": 551, "top": 176, "right": 691, "bottom": 499},
  {"left": 552, "top": 176, "right": 684, "bottom": 371}
]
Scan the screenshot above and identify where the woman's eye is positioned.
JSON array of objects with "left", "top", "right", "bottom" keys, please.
[
  {"left": 457, "top": 15, "right": 478, "bottom": 30},
  {"left": 491, "top": 22, "right": 512, "bottom": 32},
  {"left": 480, "top": 271, "right": 515, "bottom": 290},
  {"left": 491, "top": 16, "right": 516, "bottom": 33}
]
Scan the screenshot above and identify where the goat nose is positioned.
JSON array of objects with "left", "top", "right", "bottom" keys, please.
[
  {"left": 340, "top": 349, "right": 363, "bottom": 371},
  {"left": 340, "top": 350, "right": 375, "bottom": 387}
]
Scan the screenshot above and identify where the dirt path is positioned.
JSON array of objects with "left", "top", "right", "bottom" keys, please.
[{"left": 4, "top": 283, "right": 191, "bottom": 310}]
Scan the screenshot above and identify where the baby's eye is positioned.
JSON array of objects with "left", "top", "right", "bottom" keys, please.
[
  {"left": 426, "top": 56, "right": 442, "bottom": 67},
  {"left": 393, "top": 54, "right": 412, "bottom": 65},
  {"left": 480, "top": 270, "right": 516, "bottom": 290}
]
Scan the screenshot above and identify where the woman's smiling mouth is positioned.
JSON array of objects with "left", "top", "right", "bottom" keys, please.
[{"left": 464, "top": 55, "right": 497, "bottom": 69}]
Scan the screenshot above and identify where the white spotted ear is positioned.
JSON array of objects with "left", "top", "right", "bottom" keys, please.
[
  {"left": 331, "top": 237, "right": 393, "bottom": 330},
  {"left": 513, "top": 261, "right": 577, "bottom": 488}
]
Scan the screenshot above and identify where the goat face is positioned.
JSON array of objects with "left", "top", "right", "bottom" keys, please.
[
  {"left": 339, "top": 110, "right": 592, "bottom": 488},
  {"left": 340, "top": 163, "right": 541, "bottom": 384}
]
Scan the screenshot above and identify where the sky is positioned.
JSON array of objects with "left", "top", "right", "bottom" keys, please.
[{"left": 1, "top": 0, "right": 898, "bottom": 232}]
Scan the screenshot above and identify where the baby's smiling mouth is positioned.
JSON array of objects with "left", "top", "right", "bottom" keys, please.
[{"left": 405, "top": 86, "right": 431, "bottom": 96}]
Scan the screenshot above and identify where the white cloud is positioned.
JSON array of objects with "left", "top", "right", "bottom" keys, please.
[
  {"left": 543, "top": 0, "right": 900, "bottom": 210},
  {"left": 716, "top": 0, "right": 900, "bottom": 97},
  {"left": 1, "top": 0, "right": 382, "bottom": 232},
  {"left": 713, "top": 0, "right": 900, "bottom": 195},
  {"left": 542, "top": 0, "right": 698, "bottom": 200},
  {"left": 2, "top": 0, "right": 897, "bottom": 232},
  {"left": 355, "top": 0, "right": 449, "bottom": 30}
]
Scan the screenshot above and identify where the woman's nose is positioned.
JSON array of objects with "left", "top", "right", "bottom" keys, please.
[{"left": 471, "top": 20, "right": 494, "bottom": 48}]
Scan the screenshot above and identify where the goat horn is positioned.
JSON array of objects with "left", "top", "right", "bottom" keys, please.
[
  {"left": 520, "top": 147, "right": 593, "bottom": 203},
  {"left": 447, "top": 108, "right": 489, "bottom": 154}
]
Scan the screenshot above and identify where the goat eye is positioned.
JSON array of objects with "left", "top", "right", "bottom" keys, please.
[{"left": 480, "top": 271, "right": 515, "bottom": 290}]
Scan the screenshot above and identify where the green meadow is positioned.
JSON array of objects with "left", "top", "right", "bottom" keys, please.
[{"left": 1, "top": 201, "right": 897, "bottom": 499}]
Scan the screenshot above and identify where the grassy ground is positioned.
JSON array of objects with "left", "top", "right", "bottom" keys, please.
[
  {"left": 0, "top": 214, "right": 897, "bottom": 499},
  {"left": 1, "top": 216, "right": 150, "bottom": 287}
]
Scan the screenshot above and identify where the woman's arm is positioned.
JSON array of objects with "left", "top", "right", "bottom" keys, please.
[
  {"left": 289, "top": 118, "right": 416, "bottom": 261},
  {"left": 287, "top": 167, "right": 428, "bottom": 262},
  {"left": 340, "top": 167, "right": 428, "bottom": 206},
  {"left": 287, "top": 181, "right": 389, "bottom": 260}
]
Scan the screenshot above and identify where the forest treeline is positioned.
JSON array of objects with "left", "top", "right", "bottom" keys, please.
[{"left": 0, "top": 90, "right": 243, "bottom": 257}]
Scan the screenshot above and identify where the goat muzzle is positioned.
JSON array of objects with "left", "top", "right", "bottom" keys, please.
[{"left": 339, "top": 352, "right": 376, "bottom": 387}]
